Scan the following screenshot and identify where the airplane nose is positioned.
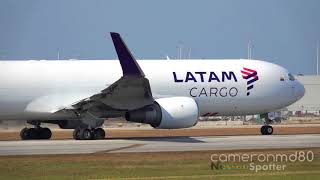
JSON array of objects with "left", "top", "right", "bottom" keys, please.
[{"left": 295, "top": 81, "right": 305, "bottom": 100}]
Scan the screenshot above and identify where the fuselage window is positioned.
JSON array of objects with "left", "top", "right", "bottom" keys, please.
[
  {"left": 280, "top": 76, "right": 285, "bottom": 81},
  {"left": 288, "top": 73, "right": 295, "bottom": 81}
]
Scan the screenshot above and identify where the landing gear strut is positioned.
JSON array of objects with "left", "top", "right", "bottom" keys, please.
[{"left": 73, "top": 128, "right": 105, "bottom": 140}]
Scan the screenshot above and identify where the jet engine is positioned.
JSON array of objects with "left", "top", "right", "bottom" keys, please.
[{"left": 125, "top": 97, "right": 199, "bottom": 129}]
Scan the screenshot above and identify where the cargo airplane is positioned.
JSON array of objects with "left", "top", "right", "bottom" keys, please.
[{"left": 0, "top": 32, "right": 305, "bottom": 140}]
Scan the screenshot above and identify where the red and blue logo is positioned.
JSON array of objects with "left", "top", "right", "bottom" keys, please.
[{"left": 241, "top": 67, "right": 259, "bottom": 96}]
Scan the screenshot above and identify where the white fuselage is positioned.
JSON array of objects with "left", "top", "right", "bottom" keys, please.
[{"left": 0, "top": 59, "right": 304, "bottom": 120}]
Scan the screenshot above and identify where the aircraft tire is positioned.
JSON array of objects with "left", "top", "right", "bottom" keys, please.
[
  {"left": 82, "top": 128, "right": 92, "bottom": 140},
  {"left": 73, "top": 128, "right": 105, "bottom": 140},
  {"left": 260, "top": 125, "right": 273, "bottom": 135},
  {"left": 73, "top": 128, "right": 81, "bottom": 140},
  {"left": 266, "top": 125, "right": 273, "bottom": 135},
  {"left": 28, "top": 128, "right": 39, "bottom": 139},
  {"left": 20, "top": 127, "right": 30, "bottom": 140},
  {"left": 93, "top": 128, "right": 105, "bottom": 140},
  {"left": 39, "top": 128, "right": 52, "bottom": 139}
]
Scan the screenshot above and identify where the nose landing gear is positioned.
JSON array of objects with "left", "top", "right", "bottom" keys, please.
[
  {"left": 260, "top": 114, "right": 274, "bottom": 135},
  {"left": 260, "top": 125, "right": 273, "bottom": 135}
]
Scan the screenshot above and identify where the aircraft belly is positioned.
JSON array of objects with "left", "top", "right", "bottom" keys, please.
[{"left": 196, "top": 96, "right": 282, "bottom": 116}]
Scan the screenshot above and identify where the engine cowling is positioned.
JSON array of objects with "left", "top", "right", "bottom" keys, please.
[{"left": 125, "top": 97, "right": 199, "bottom": 129}]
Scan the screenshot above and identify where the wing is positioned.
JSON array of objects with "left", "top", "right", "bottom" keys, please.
[{"left": 55, "top": 32, "right": 154, "bottom": 116}]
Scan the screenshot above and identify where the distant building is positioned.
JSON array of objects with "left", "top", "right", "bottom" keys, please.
[{"left": 287, "top": 75, "right": 320, "bottom": 115}]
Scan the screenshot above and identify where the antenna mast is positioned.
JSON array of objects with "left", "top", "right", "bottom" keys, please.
[
  {"left": 187, "top": 47, "right": 192, "bottom": 59},
  {"left": 247, "top": 41, "right": 252, "bottom": 59},
  {"left": 317, "top": 40, "right": 319, "bottom": 75}
]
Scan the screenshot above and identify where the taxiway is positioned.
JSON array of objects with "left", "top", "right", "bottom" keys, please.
[{"left": 0, "top": 134, "right": 319, "bottom": 156}]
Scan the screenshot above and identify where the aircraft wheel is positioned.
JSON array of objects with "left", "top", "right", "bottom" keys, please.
[
  {"left": 260, "top": 126, "right": 265, "bottom": 135},
  {"left": 93, "top": 128, "right": 105, "bottom": 140},
  {"left": 82, "top": 129, "right": 93, "bottom": 140},
  {"left": 260, "top": 125, "right": 273, "bottom": 135},
  {"left": 73, "top": 128, "right": 81, "bottom": 140},
  {"left": 20, "top": 127, "right": 52, "bottom": 140},
  {"left": 73, "top": 128, "right": 105, "bottom": 140},
  {"left": 28, "top": 128, "right": 39, "bottom": 139},
  {"left": 39, "top": 128, "right": 52, "bottom": 139},
  {"left": 266, "top": 125, "right": 273, "bottom": 135},
  {"left": 20, "top": 128, "right": 30, "bottom": 140}
]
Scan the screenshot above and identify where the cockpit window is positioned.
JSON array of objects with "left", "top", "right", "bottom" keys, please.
[{"left": 288, "top": 73, "right": 295, "bottom": 81}]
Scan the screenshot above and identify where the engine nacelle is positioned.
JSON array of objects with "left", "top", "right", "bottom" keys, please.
[{"left": 125, "top": 97, "right": 199, "bottom": 129}]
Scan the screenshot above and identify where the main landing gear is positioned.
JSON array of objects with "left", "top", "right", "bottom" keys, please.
[
  {"left": 20, "top": 127, "right": 52, "bottom": 140},
  {"left": 73, "top": 128, "right": 105, "bottom": 140}
]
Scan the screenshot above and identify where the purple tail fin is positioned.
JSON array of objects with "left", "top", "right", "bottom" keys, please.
[{"left": 110, "top": 32, "right": 145, "bottom": 77}]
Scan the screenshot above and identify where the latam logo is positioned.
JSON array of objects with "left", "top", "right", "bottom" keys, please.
[{"left": 241, "top": 67, "right": 259, "bottom": 96}]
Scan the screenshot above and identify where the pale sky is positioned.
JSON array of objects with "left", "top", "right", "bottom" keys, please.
[{"left": 0, "top": 0, "right": 319, "bottom": 75}]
